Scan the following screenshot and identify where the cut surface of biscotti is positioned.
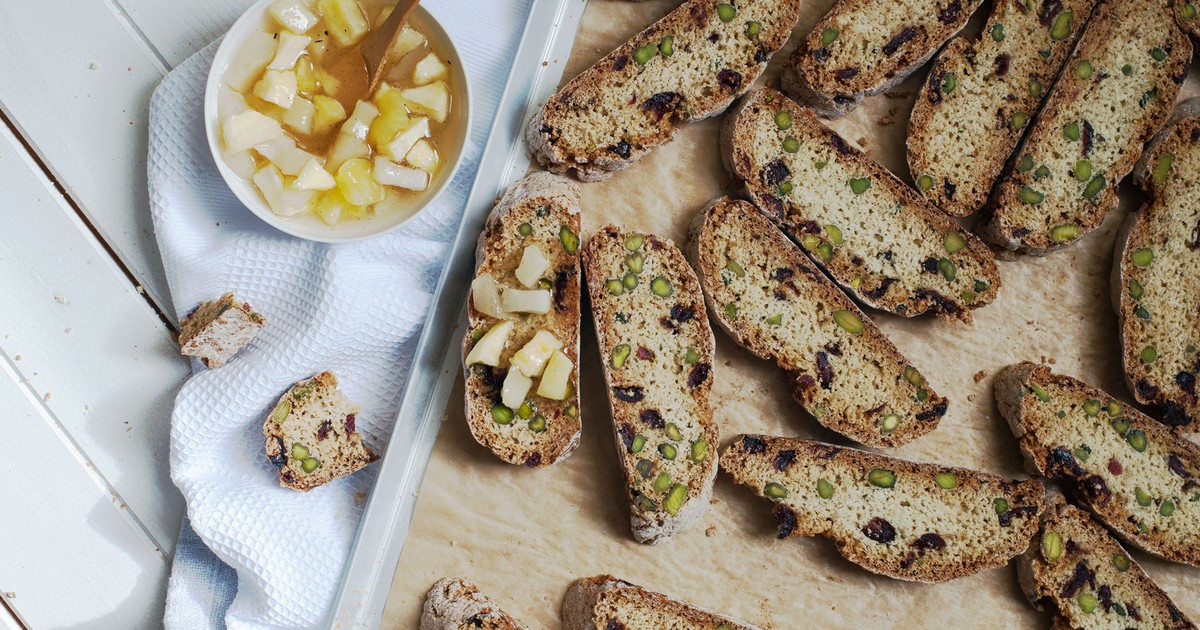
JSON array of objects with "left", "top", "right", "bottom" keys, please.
[
  {"left": 781, "top": 0, "right": 984, "bottom": 117},
  {"left": 420, "top": 577, "right": 530, "bottom": 630},
  {"left": 583, "top": 227, "right": 718, "bottom": 544},
  {"left": 687, "top": 197, "right": 947, "bottom": 447},
  {"left": 561, "top": 575, "right": 762, "bottom": 630},
  {"left": 526, "top": 0, "right": 803, "bottom": 181},
  {"left": 979, "top": 0, "right": 1191, "bottom": 254},
  {"left": 907, "top": 0, "right": 1100, "bottom": 217},
  {"left": 722, "top": 435, "right": 1044, "bottom": 582},
  {"left": 263, "top": 371, "right": 378, "bottom": 491},
  {"left": 994, "top": 362, "right": 1200, "bottom": 567},
  {"left": 461, "top": 172, "right": 583, "bottom": 468},
  {"left": 724, "top": 87, "right": 1002, "bottom": 322},
  {"left": 1115, "top": 105, "right": 1200, "bottom": 432},
  {"left": 1019, "top": 496, "right": 1196, "bottom": 629},
  {"left": 178, "top": 292, "right": 265, "bottom": 368}
]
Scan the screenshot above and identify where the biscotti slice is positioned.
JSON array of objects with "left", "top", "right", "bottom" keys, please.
[
  {"left": 263, "top": 371, "right": 378, "bottom": 491},
  {"left": 722, "top": 435, "right": 1045, "bottom": 582},
  {"left": 1175, "top": 0, "right": 1200, "bottom": 36},
  {"left": 724, "top": 87, "right": 1002, "bottom": 322},
  {"left": 420, "top": 578, "right": 530, "bottom": 630},
  {"left": 461, "top": 172, "right": 583, "bottom": 468},
  {"left": 178, "top": 292, "right": 265, "bottom": 368},
  {"left": 583, "top": 227, "right": 718, "bottom": 544},
  {"left": 687, "top": 197, "right": 948, "bottom": 447},
  {"left": 781, "top": 0, "right": 984, "bottom": 118},
  {"left": 994, "top": 362, "right": 1200, "bottom": 567},
  {"left": 978, "top": 0, "right": 1191, "bottom": 254},
  {"left": 1019, "top": 495, "right": 1196, "bottom": 629},
  {"left": 525, "top": 0, "right": 803, "bottom": 182},
  {"left": 907, "top": 0, "right": 1100, "bottom": 217},
  {"left": 562, "top": 575, "right": 762, "bottom": 630},
  {"left": 1114, "top": 103, "right": 1200, "bottom": 432}
]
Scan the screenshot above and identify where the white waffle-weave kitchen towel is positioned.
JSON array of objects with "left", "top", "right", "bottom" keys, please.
[{"left": 148, "top": 1, "right": 532, "bottom": 627}]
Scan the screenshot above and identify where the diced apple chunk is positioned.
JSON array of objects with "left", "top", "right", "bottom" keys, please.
[
  {"left": 340, "top": 100, "right": 379, "bottom": 142},
  {"left": 465, "top": 321, "right": 514, "bottom": 367},
  {"left": 514, "top": 245, "right": 551, "bottom": 288},
  {"left": 313, "top": 188, "right": 361, "bottom": 224},
  {"left": 311, "top": 95, "right": 347, "bottom": 133},
  {"left": 501, "top": 369, "right": 533, "bottom": 410},
  {"left": 470, "top": 274, "right": 508, "bottom": 320},
  {"left": 368, "top": 84, "right": 413, "bottom": 148},
  {"left": 389, "top": 26, "right": 427, "bottom": 62},
  {"left": 253, "top": 165, "right": 314, "bottom": 216},
  {"left": 268, "top": 32, "right": 312, "bottom": 70},
  {"left": 295, "top": 57, "right": 319, "bottom": 93},
  {"left": 502, "top": 289, "right": 551, "bottom": 314},
  {"left": 510, "top": 330, "right": 562, "bottom": 377},
  {"left": 253, "top": 136, "right": 318, "bottom": 175},
  {"left": 283, "top": 96, "right": 315, "bottom": 134},
  {"left": 295, "top": 158, "right": 336, "bottom": 190},
  {"left": 318, "top": 0, "right": 369, "bottom": 47},
  {"left": 385, "top": 117, "right": 429, "bottom": 160},
  {"left": 413, "top": 52, "right": 448, "bottom": 85},
  {"left": 400, "top": 82, "right": 450, "bottom": 123},
  {"left": 405, "top": 139, "right": 439, "bottom": 172},
  {"left": 537, "top": 350, "right": 574, "bottom": 400},
  {"left": 372, "top": 157, "right": 428, "bottom": 191},
  {"left": 315, "top": 67, "right": 341, "bottom": 97},
  {"left": 223, "top": 150, "right": 258, "bottom": 180},
  {"left": 222, "top": 110, "right": 284, "bottom": 153},
  {"left": 336, "top": 158, "right": 384, "bottom": 205},
  {"left": 268, "top": 0, "right": 319, "bottom": 33},
  {"left": 326, "top": 134, "right": 369, "bottom": 171},
  {"left": 225, "top": 32, "right": 276, "bottom": 92},
  {"left": 218, "top": 86, "right": 251, "bottom": 118},
  {"left": 253, "top": 69, "right": 298, "bottom": 108}
]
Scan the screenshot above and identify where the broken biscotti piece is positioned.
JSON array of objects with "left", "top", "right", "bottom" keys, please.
[
  {"left": 263, "top": 371, "right": 378, "bottom": 491},
  {"left": 687, "top": 197, "right": 947, "bottom": 447},
  {"left": 723, "top": 87, "right": 1001, "bottom": 322},
  {"left": 907, "top": 0, "right": 1101, "bottom": 217},
  {"left": 562, "top": 575, "right": 761, "bottom": 630},
  {"left": 525, "top": 0, "right": 803, "bottom": 181},
  {"left": 1019, "top": 494, "right": 1196, "bottom": 629},
  {"left": 978, "top": 0, "right": 1190, "bottom": 254},
  {"left": 461, "top": 172, "right": 583, "bottom": 468},
  {"left": 583, "top": 227, "right": 719, "bottom": 544},
  {"left": 781, "top": 0, "right": 984, "bottom": 118},
  {"left": 420, "top": 578, "right": 530, "bottom": 630},
  {"left": 178, "top": 292, "right": 265, "bottom": 368},
  {"left": 722, "top": 435, "right": 1044, "bottom": 582},
  {"left": 994, "top": 362, "right": 1200, "bottom": 567}
]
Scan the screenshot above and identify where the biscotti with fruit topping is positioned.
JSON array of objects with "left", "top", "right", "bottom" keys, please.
[
  {"left": 687, "top": 197, "right": 947, "bottom": 447},
  {"left": 178, "top": 292, "right": 265, "bottom": 368},
  {"left": 978, "top": 0, "right": 1191, "bottom": 254},
  {"left": 583, "top": 227, "right": 718, "bottom": 544},
  {"left": 1115, "top": 102, "right": 1200, "bottom": 432},
  {"left": 723, "top": 87, "right": 1002, "bottom": 322},
  {"left": 263, "top": 371, "right": 378, "bottom": 491},
  {"left": 994, "top": 362, "right": 1200, "bottom": 567},
  {"left": 561, "top": 575, "right": 762, "bottom": 630},
  {"left": 907, "top": 0, "right": 1100, "bottom": 217},
  {"left": 525, "top": 0, "right": 803, "bottom": 182},
  {"left": 1019, "top": 495, "right": 1196, "bottom": 629},
  {"left": 722, "top": 435, "right": 1044, "bottom": 582},
  {"left": 781, "top": 0, "right": 984, "bottom": 117},
  {"left": 420, "top": 578, "right": 530, "bottom": 630},
  {"left": 461, "top": 172, "right": 583, "bottom": 468}
]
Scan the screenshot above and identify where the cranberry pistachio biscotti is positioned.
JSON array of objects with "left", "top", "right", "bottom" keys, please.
[
  {"left": 687, "top": 197, "right": 947, "bottom": 447},
  {"left": 995, "top": 362, "right": 1200, "bottom": 567},
  {"left": 562, "top": 575, "right": 762, "bottom": 630},
  {"left": 907, "top": 0, "right": 1100, "bottom": 217},
  {"left": 420, "top": 578, "right": 530, "bottom": 630},
  {"left": 584, "top": 227, "right": 718, "bottom": 544},
  {"left": 723, "top": 87, "right": 1002, "bottom": 322},
  {"left": 526, "top": 0, "right": 803, "bottom": 181},
  {"left": 178, "top": 292, "right": 265, "bottom": 368},
  {"left": 462, "top": 172, "right": 583, "bottom": 468},
  {"left": 722, "top": 435, "right": 1044, "bottom": 582}
]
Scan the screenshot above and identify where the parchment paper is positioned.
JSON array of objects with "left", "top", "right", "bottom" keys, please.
[{"left": 381, "top": 0, "right": 1200, "bottom": 626}]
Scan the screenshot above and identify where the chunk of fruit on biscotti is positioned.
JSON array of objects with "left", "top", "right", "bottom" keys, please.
[
  {"left": 994, "top": 362, "right": 1200, "bottom": 567},
  {"left": 263, "top": 371, "right": 378, "bottom": 491},
  {"left": 420, "top": 577, "right": 530, "bottom": 630},
  {"left": 722, "top": 434, "right": 1044, "bottom": 582},
  {"left": 178, "top": 292, "right": 265, "bottom": 368},
  {"left": 561, "top": 575, "right": 763, "bottom": 630}
]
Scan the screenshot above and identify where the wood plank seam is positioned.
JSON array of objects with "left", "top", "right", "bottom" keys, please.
[
  {"left": 0, "top": 594, "right": 30, "bottom": 630},
  {"left": 100, "top": 0, "right": 171, "bottom": 74}
]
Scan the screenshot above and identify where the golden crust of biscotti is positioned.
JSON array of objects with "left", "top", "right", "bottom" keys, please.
[
  {"left": 583, "top": 227, "right": 718, "bottom": 544},
  {"left": 721, "top": 434, "right": 1044, "bottom": 582},
  {"left": 994, "top": 362, "right": 1200, "bottom": 567},
  {"left": 420, "top": 577, "right": 530, "bottom": 630},
  {"left": 178, "top": 292, "right": 265, "bottom": 368},
  {"left": 685, "top": 197, "right": 947, "bottom": 447},
  {"left": 561, "top": 575, "right": 763, "bottom": 630},
  {"left": 907, "top": 0, "right": 1100, "bottom": 217},
  {"left": 723, "top": 87, "right": 1002, "bottom": 322},
  {"left": 525, "top": 0, "right": 803, "bottom": 181}
]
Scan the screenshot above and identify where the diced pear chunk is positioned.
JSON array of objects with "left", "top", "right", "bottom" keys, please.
[
  {"left": 326, "top": 134, "right": 370, "bottom": 171},
  {"left": 253, "top": 69, "right": 298, "bottom": 108},
  {"left": 510, "top": 330, "right": 562, "bottom": 377},
  {"left": 283, "top": 96, "right": 315, "bottom": 135},
  {"left": 372, "top": 157, "right": 428, "bottom": 191},
  {"left": 466, "top": 321, "right": 514, "bottom": 367},
  {"left": 222, "top": 110, "right": 284, "bottom": 153},
  {"left": 336, "top": 158, "right": 384, "bottom": 206},
  {"left": 295, "top": 158, "right": 336, "bottom": 190},
  {"left": 318, "top": 0, "right": 369, "bottom": 46},
  {"left": 295, "top": 57, "right": 319, "bottom": 93},
  {"left": 311, "top": 95, "right": 347, "bottom": 133},
  {"left": 268, "top": 32, "right": 312, "bottom": 70},
  {"left": 413, "top": 52, "right": 448, "bottom": 85},
  {"left": 400, "top": 82, "right": 450, "bottom": 123},
  {"left": 502, "top": 289, "right": 551, "bottom": 314},
  {"left": 225, "top": 32, "right": 276, "bottom": 92},
  {"left": 315, "top": 67, "right": 341, "bottom": 97},
  {"left": 385, "top": 117, "right": 429, "bottom": 160},
  {"left": 218, "top": 86, "right": 251, "bottom": 118},
  {"left": 514, "top": 245, "right": 550, "bottom": 288},
  {"left": 253, "top": 165, "right": 314, "bottom": 216},
  {"left": 223, "top": 149, "right": 257, "bottom": 180},
  {"left": 537, "top": 350, "right": 574, "bottom": 400},
  {"left": 268, "top": 0, "right": 319, "bottom": 33},
  {"left": 340, "top": 100, "right": 379, "bottom": 142},
  {"left": 501, "top": 369, "right": 533, "bottom": 410},
  {"left": 368, "top": 84, "right": 413, "bottom": 149},
  {"left": 314, "top": 188, "right": 363, "bottom": 224},
  {"left": 253, "top": 136, "right": 317, "bottom": 175},
  {"left": 471, "top": 274, "right": 508, "bottom": 320},
  {"left": 405, "top": 139, "right": 439, "bottom": 172},
  {"left": 389, "top": 26, "right": 427, "bottom": 61}
]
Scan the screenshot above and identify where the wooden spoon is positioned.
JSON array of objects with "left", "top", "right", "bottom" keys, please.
[{"left": 360, "top": 0, "right": 422, "bottom": 96}]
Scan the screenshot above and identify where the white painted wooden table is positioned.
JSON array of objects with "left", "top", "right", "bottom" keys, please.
[{"left": 0, "top": 1, "right": 259, "bottom": 626}]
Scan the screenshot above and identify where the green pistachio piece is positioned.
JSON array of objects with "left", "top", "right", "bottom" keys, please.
[
  {"left": 1153, "top": 153, "right": 1174, "bottom": 185},
  {"left": 849, "top": 177, "right": 871, "bottom": 194},
  {"left": 1136, "top": 305, "right": 1150, "bottom": 320},
  {"left": 528, "top": 415, "right": 546, "bottom": 432},
  {"left": 868, "top": 468, "right": 896, "bottom": 488},
  {"left": 1076, "top": 60, "right": 1093, "bottom": 79},
  {"left": 1082, "top": 399, "right": 1101, "bottom": 416},
  {"left": 1078, "top": 593, "right": 1098, "bottom": 614},
  {"left": 1012, "top": 111, "right": 1029, "bottom": 129},
  {"left": 815, "top": 160, "right": 827, "bottom": 170},
  {"left": 764, "top": 482, "right": 789, "bottom": 500},
  {"left": 651, "top": 276, "right": 673, "bottom": 297},
  {"left": 935, "top": 472, "right": 957, "bottom": 489},
  {"left": 1137, "top": 520, "right": 1149, "bottom": 534},
  {"left": 625, "top": 234, "right": 644, "bottom": 251},
  {"left": 1126, "top": 429, "right": 1148, "bottom": 452},
  {"left": 766, "top": 313, "right": 783, "bottom": 326},
  {"left": 470, "top": 328, "right": 484, "bottom": 342},
  {"left": 937, "top": 258, "right": 957, "bottom": 282},
  {"left": 536, "top": 278, "right": 553, "bottom": 290},
  {"left": 916, "top": 174, "right": 934, "bottom": 192},
  {"left": 726, "top": 259, "right": 746, "bottom": 278},
  {"left": 903, "top": 366, "right": 924, "bottom": 387},
  {"left": 658, "top": 443, "right": 677, "bottom": 460},
  {"left": 612, "top": 344, "right": 631, "bottom": 369},
  {"left": 774, "top": 109, "right": 793, "bottom": 130},
  {"left": 1030, "top": 382, "right": 1051, "bottom": 402},
  {"left": 1112, "top": 553, "right": 1130, "bottom": 571},
  {"left": 1064, "top": 122, "right": 1081, "bottom": 141},
  {"left": 1083, "top": 175, "right": 1106, "bottom": 199},
  {"left": 1112, "top": 417, "right": 1131, "bottom": 436},
  {"left": 559, "top": 225, "right": 579, "bottom": 253},
  {"left": 1034, "top": 165, "right": 1050, "bottom": 180},
  {"left": 1042, "top": 530, "right": 1064, "bottom": 561},
  {"left": 916, "top": 388, "right": 929, "bottom": 402},
  {"left": 994, "top": 497, "right": 1009, "bottom": 515},
  {"left": 625, "top": 252, "right": 644, "bottom": 273},
  {"left": 832, "top": 309, "right": 864, "bottom": 335},
  {"left": 605, "top": 278, "right": 625, "bottom": 296},
  {"left": 301, "top": 457, "right": 320, "bottom": 473},
  {"left": 663, "top": 483, "right": 688, "bottom": 515},
  {"left": 975, "top": 279, "right": 988, "bottom": 293},
  {"left": 825, "top": 224, "right": 844, "bottom": 245},
  {"left": 689, "top": 439, "right": 709, "bottom": 463},
  {"left": 270, "top": 399, "right": 292, "bottom": 424},
  {"left": 518, "top": 222, "right": 533, "bottom": 236},
  {"left": 777, "top": 181, "right": 794, "bottom": 195},
  {"left": 622, "top": 272, "right": 639, "bottom": 290},
  {"left": 1074, "top": 159, "right": 1092, "bottom": 181},
  {"left": 991, "top": 23, "right": 1005, "bottom": 42},
  {"left": 942, "top": 73, "right": 957, "bottom": 93},
  {"left": 631, "top": 434, "right": 646, "bottom": 453},
  {"left": 1140, "top": 345, "right": 1158, "bottom": 363},
  {"left": 816, "top": 243, "right": 834, "bottom": 263},
  {"left": 725, "top": 303, "right": 738, "bottom": 320},
  {"left": 880, "top": 413, "right": 901, "bottom": 433},
  {"left": 1050, "top": 11, "right": 1073, "bottom": 40},
  {"left": 492, "top": 404, "right": 514, "bottom": 424},
  {"left": 782, "top": 136, "right": 800, "bottom": 153},
  {"left": 1019, "top": 186, "right": 1044, "bottom": 204},
  {"left": 1050, "top": 224, "right": 1081, "bottom": 243},
  {"left": 517, "top": 402, "right": 534, "bottom": 419},
  {"left": 817, "top": 478, "right": 835, "bottom": 499},
  {"left": 1029, "top": 78, "right": 1043, "bottom": 97},
  {"left": 801, "top": 234, "right": 820, "bottom": 250},
  {"left": 685, "top": 347, "right": 700, "bottom": 363},
  {"left": 1161, "top": 500, "right": 1176, "bottom": 517},
  {"left": 1131, "top": 247, "right": 1154, "bottom": 267},
  {"left": 1057, "top": 410, "right": 1067, "bottom": 419},
  {"left": 820, "top": 27, "right": 839, "bottom": 46},
  {"left": 653, "top": 472, "right": 673, "bottom": 493},
  {"left": 716, "top": 3, "right": 736, "bottom": 22},
  {"left": 658, "top": 36, "right": 675, "bottom": 57},
  {"left": 565, "top": 402, "right": 579, "bottom": 418},
  {"left": 665, "top": 423, "right": 683, "bottom": 441},
  {"left": 943, "top": 231, "right": 966, "bottom": 254},
  {"left": 633, "top": 43, "right": 657, "bottom": 65},
  {"left": 1075, "top": 444, "right": 1091, "bottom": 461},
  {"left": 635, "top": 458, "right": 653, "bottom": 479},
  {"left": 634, "top": 494, "right": 656, "bottom": 512},
  {"left": 1183, "top": 2, "right": 1199, "bottom": 19},
  {"left": 290, "top": 383, "right": 314, "bottom": 399},
  {"left": 1106, "top": 401, "right": 1121, "bottom": 416},
  {"left": 291, "top": 442, "right": 310, "bottom": 460},
  {"left": 1039, "top": 47, "right": 1052, "bottom": 58},
  {"left": 1151, "top": 47, "right": 1167, "bottom": 61},
  {"left": 1122, "top": 64, "right": 1133, "bottom": 76},
  {"left": 1017, "top": 154, "right": 1034, "bottom": 172}
]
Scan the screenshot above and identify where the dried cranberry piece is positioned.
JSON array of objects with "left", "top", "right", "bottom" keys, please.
[
  {"left": 914, "top": 288, "right": 961, "bottom": 316},
  {"left": 1108, "top": 458, "right": 1122, "bottom": 476},
  {"left": 688, "top": 363, "right": 711, "bottom": 388},
  {"left": 915, "top": 401, "right": 948, "bottom": 422},
  {"left": 938, "top": 0, "right": 961, "bottom": 23},
  {"left": 614, "top": 386, "right": 645, "bottom": 402},
  {"left": 636, "top": 346, "right": 655, "bottom": 361},
  {"left": 1162, "top": 402, "right": 1192, "bottom": 428},
  {"left": 824, "top": 342, "right": 843, "bottom": 357},
  {"left": 281, "top": 470, "right": 296, "bottom": 484},
  {"left": 862, "top": 517, "right": 897, "bottom": 543},
  {"left": 796, "top": 374, "right": 817, "bottom": 391},
  {"left": 913, "top": 532, "right": 946, "bottom": 551},
  {"left": 1178, "top": 371, "right": 1197, "bottom": 396},
  {"left": 344, "top": 413, "right": 356, "bottom": 434},
  {"left": 613, "top": 55, "right": 628, "bottom": 71},
  {"left": 642, "top": 91, "right": 681, "bottom": 121},
  {"left": 1136, "top": 379, "right": 1159, "bottom": 400},
  {"left": 742, "top": 436, "right": 767, "bottom": 454},
  {"left": 774, "top": 449, "right": 797, "bottom": 471},
  {"left": 944, "top": 180, "right": 957, "bottom": 199},
  {"left": 816, "top": 351, "right": 833, "bottom": 389},
  {"left": 830, "top": 135, "right": 853, "bottom": 155},
  {"left": 1168, "top": 454, "right": 1192, "bottom": 478},
  {"left": 717, "top": 69, "right": 743, "bottom": 91},
  {"left": 554, "top": 269, "right": 573, "bottom": 312},
  {"left": 1059, "top": 561, "right": 1095, "bottom": 598},
  {"left": 670, "top": 303, "right": 695, "bottom": 323},
  {"left": 921, "top": 257, "right": 939, "bottom": 274},
  {"left": 1098, "top": 585, "right": 1114, "bottom": 612},
  {"left": 863, "top": 278, "right": 895, "bottom": 300},
  {"left": 639, "top": 409, "right": 664, "bottom": 429},
  {"left": 1048, "top": 447, "right": 1088, "bottom": 477},
  {"left": 773, "top": 267, "right": 795, "bottom": 282},
  {"left": 268, "top": 436, "right": 287, "bottom": 469},
  {"left": 1081, "top": 475, "right": 1111, "bottom": 506},
  {"left": 1128, "top": 604, "right": 1142, "bottom": 621},
  {"left": 1039, "top": 0, "right": 1063, "bottom": 24},
  {"left": 605, "top": 619, "right": 625, "bottom": 630},
  {"left": 762, "top": 159, "right": 791, "bottom": 186},
  {"left": 1081, "top": 120, "right": 1095, "bottom": 156},
  {"left": 774, "top": 504, "right": 798, "bottom": 538},
  {"left": 619, "top": 423, "right": 636, "bottom": 450},
  {"left": 834, "top": 67, "right": 860, "bottom": 80},
  {"left": 995, "top": 54, "right": 1011, "bottom": 76},
  {"left": 609, "top": 141, "right": 632, "bottom": 159},
  {"left": 524, "top": 452, "right": 542, "bottom": 467},
  {"left": 758, "top": 194, "right": 785, "bottom": 220},
  {"left": 812, "top": 48, "right": 830, "bottom": 63},
  {"left": 883, "top": 27, "right": 919, "bottom": 54},
  {"left": 317, "top": 420, "right": 332, "bottom": 441}
]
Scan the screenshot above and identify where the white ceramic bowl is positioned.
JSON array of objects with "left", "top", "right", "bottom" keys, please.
[{"left": 205, "top": 0, "right": 471, "bottom": 242}]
